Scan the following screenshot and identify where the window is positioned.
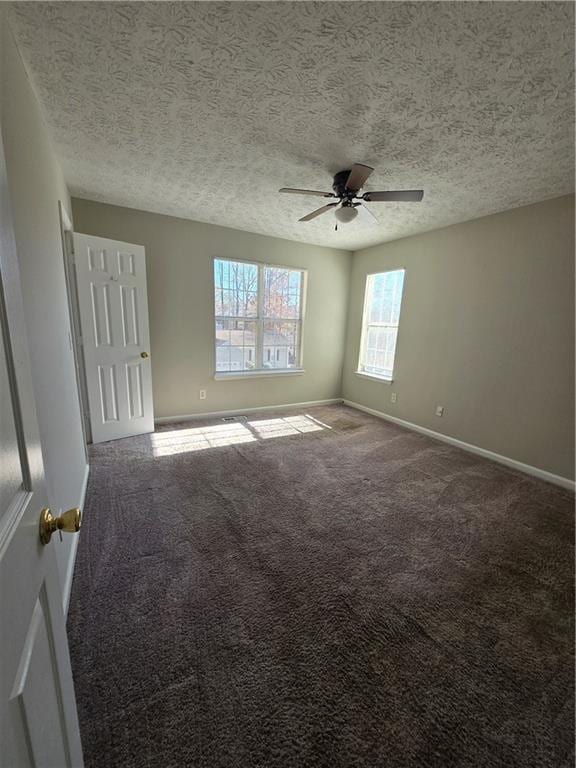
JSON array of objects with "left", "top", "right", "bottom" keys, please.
[
  {"left": 357, "top": 269, "right": 405, "bottom": 381},
  {"left": 214, "top": 258, "right": 304, "bottom": 375}
]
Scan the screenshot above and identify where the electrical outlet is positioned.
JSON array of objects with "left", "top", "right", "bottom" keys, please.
[
  {"left": 435, "top": 405, "right": 444, "bottom": 417},
  {"left": 199, "top": 389, "right": 207, "bottom": 400},
  {"left": 390, "top": 392, "right": 397, "bottom": 404}
]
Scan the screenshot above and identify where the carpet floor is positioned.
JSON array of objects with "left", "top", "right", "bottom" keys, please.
[{"left": 67, "top": 404, "right": 574, "bottom": 768}]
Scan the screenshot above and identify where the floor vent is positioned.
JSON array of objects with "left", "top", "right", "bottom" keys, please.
[{"left": 221, "top": 415, "right": 247, "bottom": 423}]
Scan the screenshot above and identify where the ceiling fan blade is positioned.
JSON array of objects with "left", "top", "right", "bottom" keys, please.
[
  {"left": 279, "top": 187, "right": 334, "bottom": 197},
  {"left": 345, "top": 164, "right": 374, "bottom": 191},
  {"left": 362, "top": 190, "right": 424, "bottom": 202},
  {"left": 353, "top": 203, "right": 379, "bottom": 225},
  {"left": 298, "top": 203, "right": 339, "bottom": 222}
]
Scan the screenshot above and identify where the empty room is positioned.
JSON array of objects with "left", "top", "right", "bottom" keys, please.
[{"left": 0, "top": 2, "right": 574, "bottom": 767}]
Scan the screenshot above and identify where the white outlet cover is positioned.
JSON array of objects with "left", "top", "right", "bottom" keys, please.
[
  {"left": 391, "top": 393, "right": 397, "bottom": 403},
  {"left": 435, "top": 406, "right": 444, "bottom": 417}
]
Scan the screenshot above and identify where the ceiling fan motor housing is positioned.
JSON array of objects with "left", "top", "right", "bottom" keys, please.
[{"left": 332, "top": 170, "right": 356, "bottom": 201}]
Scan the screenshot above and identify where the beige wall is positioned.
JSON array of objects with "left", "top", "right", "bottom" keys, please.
[
  {"left": 342, "top": 195, "right": 575, "bottom": 480},
  {"left": 1, "top": 16, "right": 88, "bottom": 595},
  {"left": 71, "top": 199, "right": 351, "bottom": 418},
  {"left": 74, "top": 197, "right": 574, "bottom": 480}
]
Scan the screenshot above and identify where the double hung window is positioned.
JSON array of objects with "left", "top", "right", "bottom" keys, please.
[{"left": 214, "top": 258, "right": 305, "bottom": 375}]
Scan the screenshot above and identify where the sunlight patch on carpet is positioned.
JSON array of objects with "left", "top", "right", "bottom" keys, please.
[
  {"left": 248, "top": 415, "right": 324, "bottom": 439},
  {"left": 152, "top": 414, "right": 327, "bottom": 455},
  {"left": 151, "top": 423, "right": 256, "bottom": 455}
]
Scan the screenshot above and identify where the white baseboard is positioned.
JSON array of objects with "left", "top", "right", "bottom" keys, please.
[
  {"left": 155, "top": 398, "right": 343, "bottom": 425},
  {"left": 63, "top": 462, "right": 90, "bottom": 616},
  {"left": 343, "top": 400, "right": 575, "bottom": 492}
]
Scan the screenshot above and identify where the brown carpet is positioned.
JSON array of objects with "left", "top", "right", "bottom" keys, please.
[{"left": 67, "top": 404, "right": 574, "bottom": 768}]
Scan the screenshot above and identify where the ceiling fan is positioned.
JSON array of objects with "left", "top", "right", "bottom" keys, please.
[{"left": 279, "top": 164, "right": 423, "bottom": 226}]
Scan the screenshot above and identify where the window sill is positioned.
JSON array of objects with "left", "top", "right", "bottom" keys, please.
[
  {"left": 355, "top": 371, "right": 393, "bottom": 384},
  {"left": 215, "top": 369, "right": 305, "bottom": 381}
]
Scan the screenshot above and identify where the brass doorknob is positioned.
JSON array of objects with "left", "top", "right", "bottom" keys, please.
[
  {"left": 140, "top": 351, "right": 149, "bottom": 359},
  {"left": 39, "top": 508, "right": 82, "bottom": 545}
]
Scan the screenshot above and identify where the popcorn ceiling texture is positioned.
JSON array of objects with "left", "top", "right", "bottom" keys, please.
[{"left": 9, "top": 1, "right": 574, "bottom": 249}]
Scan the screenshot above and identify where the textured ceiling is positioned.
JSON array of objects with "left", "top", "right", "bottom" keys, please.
[{"left": 8, "top": 2, "right": 575, "bottom": 250}]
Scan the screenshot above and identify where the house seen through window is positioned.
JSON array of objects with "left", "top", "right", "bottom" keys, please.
[
  {"left": 214, "top": 258, "right": 305, "bottom": 374},
  {"left": 357, "top": 269, "right": 405, "bottom": 381}
]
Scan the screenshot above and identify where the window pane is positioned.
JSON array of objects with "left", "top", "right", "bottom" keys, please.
[
  {"left": 263, "top": 266, "right": 301, "bottom": 319},
  {"left": 215, "top": 318, "right": 257, "bottom": 372},
  {"left": 364, "top": 325, "right": 398, "bottom": 378},
  {"left": 263, "top": 320, "right": 300, "bottom": 369},
  {"left": 214, "top": 259, "right": 258, "bottom": 317},
  {"left": 359, "top": 269, "right": 405, "bottom": 379},
  {"left": 368, "top": 275, "right": 384, "bottom": 323}
]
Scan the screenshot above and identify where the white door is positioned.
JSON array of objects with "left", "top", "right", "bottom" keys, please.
[
  {"left": 0, "top": 135, "right": 83, "bottom": 765},
  {"left": 73, "top": 234, "right": 154, "bottom": 444}
]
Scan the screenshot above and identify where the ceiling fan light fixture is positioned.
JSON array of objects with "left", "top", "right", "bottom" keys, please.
[
  {"left": 334, "top": 205, "right": 358, "bottom": 224},
  {"left": 280, "top": 164, "right": 424, "bottom": 224}
]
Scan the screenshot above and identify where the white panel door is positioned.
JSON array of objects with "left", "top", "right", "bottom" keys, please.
[
  {"left": 0, "top": 132, "right": 83, "bottom": 766},
  {"left": 73, "top": 234, "right": 154, "bottom": 443}
]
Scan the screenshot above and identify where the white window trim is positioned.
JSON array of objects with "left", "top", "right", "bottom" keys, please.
[
  {"left": 214, "top": 369, "right": 305, "bottom": 381},
  {"left": 356, "top": 268, "right": 405, "bottom": 381},
  {"left": 213, "top": 256, "right": 307, "bottom": 377},
  {"left": 354, "top": 371, "right": 393, "bottom": 383}
]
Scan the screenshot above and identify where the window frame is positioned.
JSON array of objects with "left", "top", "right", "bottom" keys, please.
[
  {"left": 356, "top": 268, "right": 406, "bottom": 383},
  {"left": 212, "top": 256, "right": 307, "bottom": 379}
]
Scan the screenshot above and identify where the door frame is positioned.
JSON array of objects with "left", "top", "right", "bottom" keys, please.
[{"left": 59, "top": 201, "right": 92, "bottom": 449}]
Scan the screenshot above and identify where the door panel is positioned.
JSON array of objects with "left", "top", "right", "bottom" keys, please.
[
  {"left": 120, "top": 286, "right": 139, "bottom": 346},
  {"left": 87, "top": 246, "right": 108, "bottom": 273},
  {"left": 118, "top": 250, "right": 136, "bottom": 276},
  {"left": 74, "top": 234, "right": 154, "bottom": 443},
  {"left": 126, "top": 363, "right": 144, "bottom": 419},
  {"left": 0, "top": 129, "right": 83, "bottom": 766},
  {"left": 0, "top": 305, "right": 22, "bottom": 510},
  {"left": 91, "top": 282, "right": 113, "bottom": 348},
  {"left": 98, "top": 365, "right": 119, "bottom": 423},
  {"left": 10, "top": 592, "right": 69, "bottom": 768}
]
